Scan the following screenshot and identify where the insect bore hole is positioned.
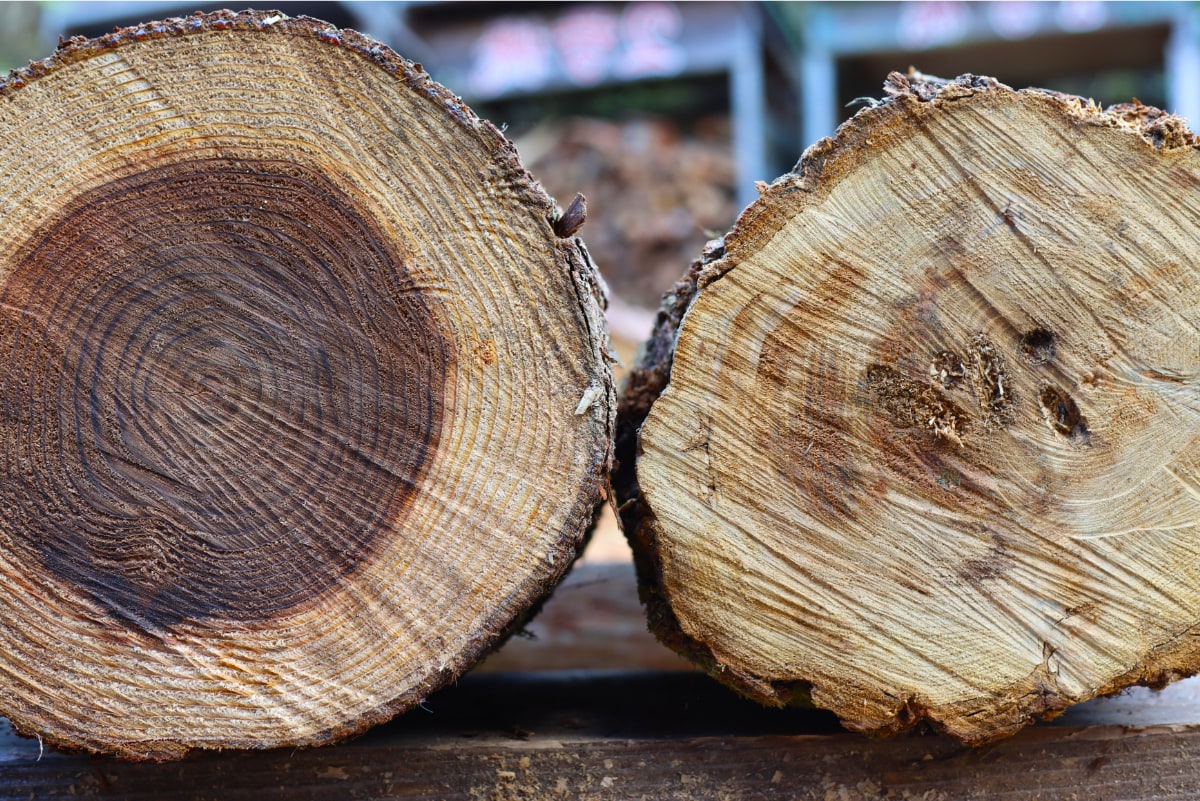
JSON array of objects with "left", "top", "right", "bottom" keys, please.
[
  {"left": 1019, "top": 328, "right": 1056, "bottom": 365},
  {"left": 1039, "top": 383, "right": 1089, "bottom": 442}
]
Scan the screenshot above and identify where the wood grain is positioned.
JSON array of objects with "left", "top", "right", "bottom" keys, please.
[
  {"left": 0, "top": 10, "right": 612, "bottom": 759},
  {"left": 617, "top": 71, "right": 1200, "bottom": 743}
]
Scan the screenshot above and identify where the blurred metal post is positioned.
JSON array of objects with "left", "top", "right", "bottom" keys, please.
[
  {"left": 1166, "top": 4, "right": 1200, "bottom": 127},
  {"left": 799, "top": 6, "right": 837, "bottom": 157},
  {"left": 730, "top": 5, "right": 768, "bottom": 208},
  {"left": 800, "top": 48, "right": 837, "bottom": 154}
]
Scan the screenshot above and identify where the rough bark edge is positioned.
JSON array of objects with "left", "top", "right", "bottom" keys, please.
[
  {"left": 613, "top": 238, "right": 813, "bottom": 708},
  {"left": 0, "top": 9, "right": 614, "bottom": 761},
  {"left": 614, "top": 69, "right": 1200, "bottom": 744},
  {"left": 701, "top": 69, "right": 1198, "bottom": 291}
]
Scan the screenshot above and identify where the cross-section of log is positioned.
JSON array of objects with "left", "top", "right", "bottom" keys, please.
[
  {"left": 616, "top": 72, "right": 1200, "bottom": 744},
  {"left": 0, "top": 11, "right": 612, "bottom": 760}
]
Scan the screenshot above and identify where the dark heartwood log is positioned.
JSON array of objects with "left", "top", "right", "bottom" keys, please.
[{"left": 0, "top": 10, "right": 612, "bottom": 759}]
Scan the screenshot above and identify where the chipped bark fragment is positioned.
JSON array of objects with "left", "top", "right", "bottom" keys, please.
[
  {"left": 971, "top": 334, "right": 1015, "bottom": 430},
  {"left": 929, "top": 350, "right": 967, "bottom": 388},
  {"left": 617, "top": 71, "right": 1200, "bottom": 745},
  {"left": 553, "top": 193, "right": 588, "bottom": 239}
]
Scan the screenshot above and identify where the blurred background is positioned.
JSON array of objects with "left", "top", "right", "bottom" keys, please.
[
  {"left": 3, "top": 1, "right": 1197, "bottom": 667},
  {"left": 7, "top": 1, "right": 1195, "bottom": 341}
]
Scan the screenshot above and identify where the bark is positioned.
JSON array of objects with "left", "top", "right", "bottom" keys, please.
[
  {"left": 617, "top": 70, "right": 1200, "bottom": 743},
  {"left": 0, "top": 10, "right": 613, "bottom": 759}
]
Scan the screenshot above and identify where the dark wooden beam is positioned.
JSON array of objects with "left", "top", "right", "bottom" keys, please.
[{"left": 5, "top": 670, "right": 1200, "bottom": 799}]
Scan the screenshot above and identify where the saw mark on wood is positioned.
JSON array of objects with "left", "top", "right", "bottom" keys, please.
[
  {"left": 958, "top": 530, "right": 1014, "bottom": 584},
  {"left": 681, "top": 414, "right": 719, "bottom": 507}
]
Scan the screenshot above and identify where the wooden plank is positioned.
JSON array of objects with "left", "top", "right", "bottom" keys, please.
[{"left": 5, "top": 671, "right": 1200, "bottom": 799}]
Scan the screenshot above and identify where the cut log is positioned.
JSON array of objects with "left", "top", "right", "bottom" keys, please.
[
  {"left": 616, "top": 71, "right": 1200, "bottom": 744},
  {"left": 0, "top": 10, "right": 612, "bottom": 759}
]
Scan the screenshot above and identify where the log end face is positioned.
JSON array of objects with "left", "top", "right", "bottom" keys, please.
[
  {"left": 0, "top": 11, "right": 613, "bottom": 759},
  {"left": 626, "top": 73, "right": 1200, "bottom": 744}
]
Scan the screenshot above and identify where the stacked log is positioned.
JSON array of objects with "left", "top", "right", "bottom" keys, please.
[
  {"left": 517, "top": 115, "right": 736, "bottom": 310},
  {"left": 0, "top": 10, "right": 612, "bottom": 759},
  {"left": 617, "top": 72, "right": 1200, "bottom": 743}
]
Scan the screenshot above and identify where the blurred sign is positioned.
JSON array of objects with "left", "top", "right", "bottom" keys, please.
[
  {"left": 897, "top": 2, "right": 970, "bottom": 50},
  {"left": 988, "top": 1, "right": 1043, "bottom": 40},
  {"left": 615, "top": 3, "right": 687, "bottom": 80},
  {"left": 467, "top": 3, "right": 687, "bottom": 98},
  {"left": 1056, "top": 1, "right": 1107, "bottom": 33},
  {"left": 850, "top": 0, "right": 1119, "bottom": 54},
  {"left": 469, "top": 18, "right": 556, "bottom": 96},
  {"left": 552, "top": 7, "right": 620, "bottom": 86}
]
